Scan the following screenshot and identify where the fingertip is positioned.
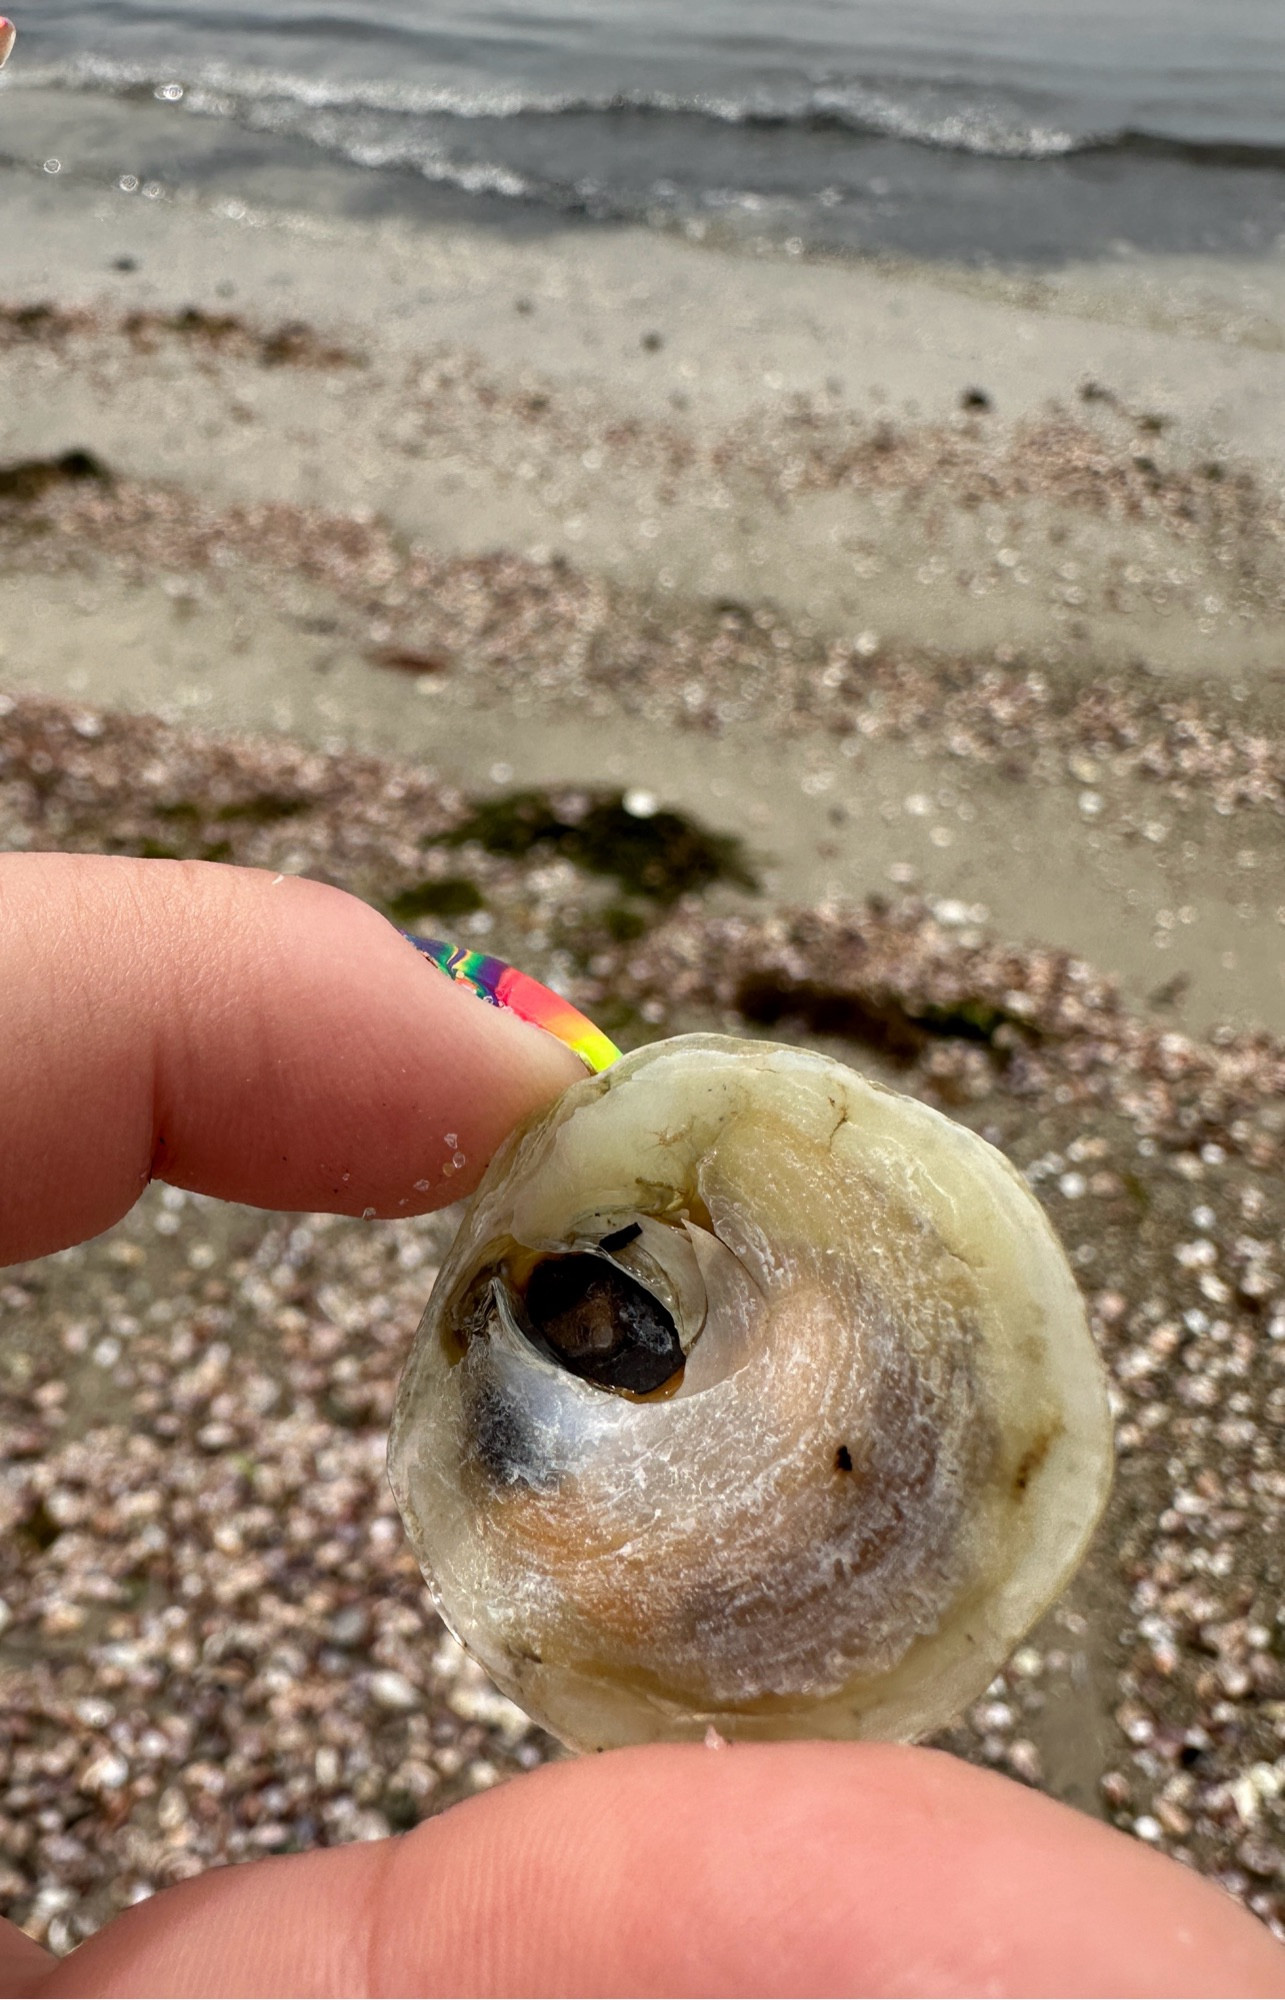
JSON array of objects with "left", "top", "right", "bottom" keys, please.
[
  {"left": 375, "top": 1742, "right": 1285, "bottom": 1997},
  {"left": 146, "top": 861, "right": 586, "bottom": 1213},
  {"left": 0, "top": 855, "right": 585, "bottom": 1259},
  {"left": 29, "top": 1744, "right": 1285, "bottom": 1997}
]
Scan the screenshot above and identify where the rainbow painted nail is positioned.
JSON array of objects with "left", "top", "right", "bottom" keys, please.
[{"left": 406, "top": 935, "right": 620, "bottom": 1075}]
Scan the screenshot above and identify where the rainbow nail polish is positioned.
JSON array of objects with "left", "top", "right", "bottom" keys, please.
[{"left": 406, "top": 935, "right": 620, "bottom": 1075}]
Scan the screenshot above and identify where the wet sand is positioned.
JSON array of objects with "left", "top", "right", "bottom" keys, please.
[
  {"left": 2, "top": 161, "right": 1285, "bottom": 1950},
  {"left": 1, "top": 170, "right": 1283, "bottom": 1035}
]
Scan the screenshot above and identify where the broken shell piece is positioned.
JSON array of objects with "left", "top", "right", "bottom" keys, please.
[{"left": 389, "top": 1034, "right": 1112, "bottom": 1751}]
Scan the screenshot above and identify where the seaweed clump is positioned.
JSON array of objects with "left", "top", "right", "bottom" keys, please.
[
  {"left": 387, "top": 878, "right": 486, "bottom": 924},
  {"left": 439, "top": 788, "right": 757, "bottom": 906},
  {"left": 0, "top": 450, "right": 112, "bottom": 503}
]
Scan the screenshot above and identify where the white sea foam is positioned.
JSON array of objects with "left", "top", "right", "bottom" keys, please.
[{"left": 9, "top": 52, "right": 1089, "bottom": 159}]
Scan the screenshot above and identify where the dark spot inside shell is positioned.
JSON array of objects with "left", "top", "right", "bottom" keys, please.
[
  {"left": 523, "top": 1254, "right": 684, "bottom": 1395},
  {"left": 469, "top": 1382, "right": 556, "bottom": 1490},
  {"left": 1011, "top": 1427, "right": 1056, "bottom": 1496},
  {"left": 599, "top": 1222, "right": 643, "bottom": 1253},
  {"left": 834, "top": 1444, "right": 854, "bottom": 1473}
]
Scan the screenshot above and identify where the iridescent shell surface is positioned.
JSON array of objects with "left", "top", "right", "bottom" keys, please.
[{"left": 389, "top": 1034, "right": 1113, "bottom": 1751}]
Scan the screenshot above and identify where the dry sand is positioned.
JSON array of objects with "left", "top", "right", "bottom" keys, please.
[{"left": 2, "top": 155, "right": 1285, "bottom": 1953}]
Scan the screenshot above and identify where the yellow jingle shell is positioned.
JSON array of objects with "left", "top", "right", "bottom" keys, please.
[{"left": 388, "top": 1035, "right": 1113, "bottom": 1752}]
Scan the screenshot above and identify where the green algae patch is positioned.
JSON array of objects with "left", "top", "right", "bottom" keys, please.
[
  {"left": 440, "top": 788, "right": 757, "bottom": 906},
  {"left": 387, "top": 877, "right": 486, "bottom": 924}
]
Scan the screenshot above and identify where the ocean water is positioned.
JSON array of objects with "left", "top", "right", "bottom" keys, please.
[{"left": 3, "top": 0, "right": 1284, "bottom": 263}]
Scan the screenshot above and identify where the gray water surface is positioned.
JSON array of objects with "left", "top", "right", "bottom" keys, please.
[{"left": 3, "top": 0, "right": 1283, "bottom": 261}]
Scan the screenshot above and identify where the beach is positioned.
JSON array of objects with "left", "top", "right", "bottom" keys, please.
[
  {"left": 4, "top": 165, "right": 1284, "bottom": 1031},
  {"left": 2, "top": 110, "right": 1285, "bottom": 1951}
]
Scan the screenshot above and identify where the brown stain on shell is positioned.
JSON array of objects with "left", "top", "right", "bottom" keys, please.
[{"left": 1011, "top": 1422, "right": 1060, "bottom": 1496}]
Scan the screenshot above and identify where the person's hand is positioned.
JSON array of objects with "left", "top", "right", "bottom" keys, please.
[{"left": 0, "top": 855, "right": 1280, "bottom": 1998}]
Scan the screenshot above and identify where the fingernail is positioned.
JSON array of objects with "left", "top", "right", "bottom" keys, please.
[{"left": 405, "top": 934, "right": 620, "bottom": 1074}]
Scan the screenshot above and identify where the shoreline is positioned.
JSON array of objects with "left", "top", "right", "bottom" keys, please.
[
  {"left": 6, "top": 64, "right": 1285, "bottom": 270},
  {"left": 1, "top": 193, "right": 1283, "bottom": 1037}
]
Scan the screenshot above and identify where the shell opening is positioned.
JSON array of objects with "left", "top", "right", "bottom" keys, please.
[
  {"left": 520, "top": 1253, "right": 686, "bottom": 1395},
  {"left": 444, "top": 1206, "right": 770, "bottom": 1405}
]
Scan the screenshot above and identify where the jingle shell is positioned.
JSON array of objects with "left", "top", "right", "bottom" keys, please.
[{"left": 389, "top": 1035, "right": 1112, "bottom": 1751}]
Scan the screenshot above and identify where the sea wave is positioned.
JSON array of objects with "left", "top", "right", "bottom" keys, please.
[{"left": 11, "top": 53, "right": 1285, "bottom": 173}]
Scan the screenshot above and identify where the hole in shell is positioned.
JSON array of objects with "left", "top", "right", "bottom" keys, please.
[{"left": 522, "top": 1254, "right": 685, "bottom": 1395}]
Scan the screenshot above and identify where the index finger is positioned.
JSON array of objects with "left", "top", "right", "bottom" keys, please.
[{"left": 0, "top": 854, "right": 584, "bottom": 1264}]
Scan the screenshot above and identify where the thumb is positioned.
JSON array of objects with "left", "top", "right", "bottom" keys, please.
[{"left": 30, "top": 1743, "right": 1285, "bottom": 1997}]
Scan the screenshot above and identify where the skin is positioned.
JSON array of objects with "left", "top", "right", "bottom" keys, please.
[
  {"left": 0, "top": 20, "right": 13, "bottom": 70},
  {"left": 0, "top": 853, "right": 1282, "bottom": 1998}
]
